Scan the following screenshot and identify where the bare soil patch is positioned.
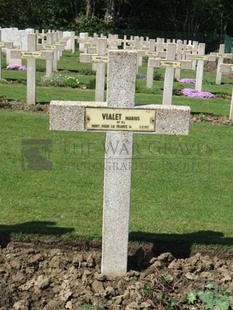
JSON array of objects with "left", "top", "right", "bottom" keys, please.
[{"left": 0, "top": 238, "right": 232, "bottom": 309}]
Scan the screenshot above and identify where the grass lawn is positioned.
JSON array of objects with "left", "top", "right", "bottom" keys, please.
[{"left": 0, "top": 51, "right": 233, "bottom": 253}]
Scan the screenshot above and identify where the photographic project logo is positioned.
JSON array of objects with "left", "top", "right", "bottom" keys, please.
[
  {"left": 59, "top": 140, "right": 214, "bottom": 175},
  {"left": 21, "top": 139, "right": 52, "bottom": 171}
]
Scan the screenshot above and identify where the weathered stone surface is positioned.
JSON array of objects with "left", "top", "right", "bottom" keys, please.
[{"left": 50, "top": 102, "right": 190, "bottom": 136}]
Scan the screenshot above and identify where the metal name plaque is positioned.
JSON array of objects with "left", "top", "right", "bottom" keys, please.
[
  {"left": 42, "top": 44, "right": 57, "bottom": 50},
  {"left": 21, "top": 51, "right": 42, "bottom": 59},
  {"left": 85, "top": 108, "right": 155, "bottom": 132},
  {"left": 160, "top": 60, "right": 181, "bottom": 68}
]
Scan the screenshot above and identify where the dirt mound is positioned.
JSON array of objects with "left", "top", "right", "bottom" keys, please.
[{"left": 0, "top": 240, "right": 232, "bottom": 309}]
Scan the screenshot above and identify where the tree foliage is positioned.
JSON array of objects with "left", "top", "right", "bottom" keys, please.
[{"left": 0, "top": 0, "right": 232, "bottom": 38}]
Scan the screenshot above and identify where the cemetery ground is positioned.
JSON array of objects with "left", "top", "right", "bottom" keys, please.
[{"left": 0, "top": 51, "right": 233, "bottom": 309}]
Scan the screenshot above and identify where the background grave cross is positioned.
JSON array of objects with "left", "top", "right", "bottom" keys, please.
[
  {"left": 80, "top": 38, "right": 108, "bottom": 101},
  {"left": 10, "top": 34, "right": 54, "bottom": 105},
  {"left": 186, "top": 43, "right": 215, "bottom": 92},
  {"left": 0, "top": 30, "right": 13, "bottom": 80},
  {"left": 50, "top": 50, "right": 190, "bottom": 276},
  {"left": 220, "top": 63, "right": 233, "bottom": 121},
  {"left": 153, "top": 43, "right": 192, "bottom": 105},
  {"left": 210, "top": 44, "right": 233, "bottom": 84}
]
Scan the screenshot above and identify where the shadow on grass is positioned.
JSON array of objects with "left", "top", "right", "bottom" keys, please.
[
  {"left": 128, "top": 230, "right": 233, "bottom": 270},
  {"left": 0, "top": 221, "right": 74, "bottom": 248}
]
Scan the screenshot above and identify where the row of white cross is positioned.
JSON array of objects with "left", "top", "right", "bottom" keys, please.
[
  {"left": 79, "top": 38, "right": 233, "bottom": 117},
  {"left": 0, "top": 31, "right": 69, "bottom": 104},
  {"left": 1, "top": 30, "right": 232, "bottom": 108}
]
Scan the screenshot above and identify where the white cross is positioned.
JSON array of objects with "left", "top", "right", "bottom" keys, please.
[
  {"left": 80, "top": 38, "right": 108, "bottom": 102},
  {"left": 153, "top": 43, "right": 192, "bottom": 105},
  {"left": 10, "top": 34, "right": 54, "bottom": 105},
  {"left": 210, "top": 44, "right": 233, "bottom": 84},
  {"left": 0, "top": 30, "right": 13, "bottom": 80},
  {"left": 50, "top": 50, "right": 190, "bottom": 276},
  {"left": 220, "top": 63, "right": 233, "bottom": 121}
]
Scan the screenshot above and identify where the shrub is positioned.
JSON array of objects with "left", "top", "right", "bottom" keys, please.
[{"left": 40, "top": 74, "right": 79, "bottom": 88}]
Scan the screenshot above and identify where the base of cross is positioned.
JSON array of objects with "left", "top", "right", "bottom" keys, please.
[{"left": 50, "top": 101, "right": 190, "bottom": 276}]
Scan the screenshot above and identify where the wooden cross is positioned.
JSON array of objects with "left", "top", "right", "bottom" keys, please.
[{"left": 50, "top": 50, "right": 190, "bottom": 277}]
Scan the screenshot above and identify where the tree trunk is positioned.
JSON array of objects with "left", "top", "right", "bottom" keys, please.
[
  {"left": 86, "top": 0, "right": 95, "bottom": 18},
  {"left": 104, "top": 0, "right": 115, "bottom": 22}
]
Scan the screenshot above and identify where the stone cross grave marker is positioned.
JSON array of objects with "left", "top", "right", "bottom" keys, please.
[
  {"left": 38, "top": 33, "right": 55, "bottom": 78},
  {"left": 78, "top": 32, "right": 89, "bottom": 52},
  {"left": 50, "top": 50, "right": 190, "bottom": 276},
  {"left": 174, "top": 40, "right": 183, "bottom": 81},
  {"left": 174, "top": 40, "right": 195, "bottom": 80},
  {"left": 0, "top": 30, "right": 13, "bottom": 80},
  {"left": 146, "top": 50, "right": 166, "bottom": 88},
  {"left": 186, "top": 43, "right": 215, "bottom": 92},
  {"left": 146, "top": 39, "right": 178, "bottom": 89},
  {"left": 210, "top": 44, "right": 233, "bottom": 84},
  {"left": 37, "top": 32, "right": 66, "bottom": 77},
  {"left": 220, "top": 63, "right": 233, "bottom": 121},
  {"left": 135, "top": 39, "right": 156, "bottom": 73},
  {"left": 11, "top": 33, "right": 54, "bottom": 104},
  {"left": 153, "top": 43, "right": 192, "bottom": 105},
  {"left": 48, "top": 32, "right": 64, "bottom": 71},
  {"left": 107, "top": 34, "right": 122, "bottom": 50},
  {"left": 80, "top": 38, "right": 108, "bottom": 102}
]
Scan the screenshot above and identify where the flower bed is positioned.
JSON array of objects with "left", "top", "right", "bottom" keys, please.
[
  {"left": 6, "top": 64, "right": 27, "bottom": 71},
  {"left": 178, "top": 78, "right": 196, "bottom": 84},
  {"left": 181, "top": 88, "right": 215, "bottom": 98}
]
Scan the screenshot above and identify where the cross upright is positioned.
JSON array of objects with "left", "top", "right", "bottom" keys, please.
[
  {"left": 220, "top": 63, "right": 233, "bottom": 121},
  {"left": 50, "top": 50, "right": 190, "bottom": 276}
]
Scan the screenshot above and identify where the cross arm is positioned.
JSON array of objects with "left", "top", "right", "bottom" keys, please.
[
  {"left": 79, "top": 53, "right": 93, "bottom": 63},
  {"left": 50, "top": 101, "right": 190, "bottom": 136},
  {"left": 50, "top": 101, "right": 107, "bottom": 132},
  {"left": 220, "top": 63, "right": 233, "bottom": 73},
  {"left": 210, "top": 52, "right": 233, "bottom": 60},
  {"left": 186, "top": 54, "right": 216, "bottom": 61},
  {"left": 151, "top": 59, "right": 192, "bottom": 69},
  {"left": 80, "top": 53, "right": 108, "bottom": 63},
  {"left": 0, "top": 42, "right": 13, "bottom": 48},
  {"left": 10, "top": 49, "right": 54, "bottom": 60},
  {"left": 136, "top": 104, "right": 190, "bottom": 135}
]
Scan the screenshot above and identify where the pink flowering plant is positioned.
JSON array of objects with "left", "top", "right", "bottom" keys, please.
[
  {"left": 6, "top": 64, "right": 27, "bottom": 71},
  {"left": 178, "top": 78, "right": 196, "bottom": 84},
  {"left": 181, "top": 88, "right": 215, "bottom": 98}
]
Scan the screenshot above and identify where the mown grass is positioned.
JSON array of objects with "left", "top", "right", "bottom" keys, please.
[{"left": 0, "top": 51, "right": 233, "bottom": 252}]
